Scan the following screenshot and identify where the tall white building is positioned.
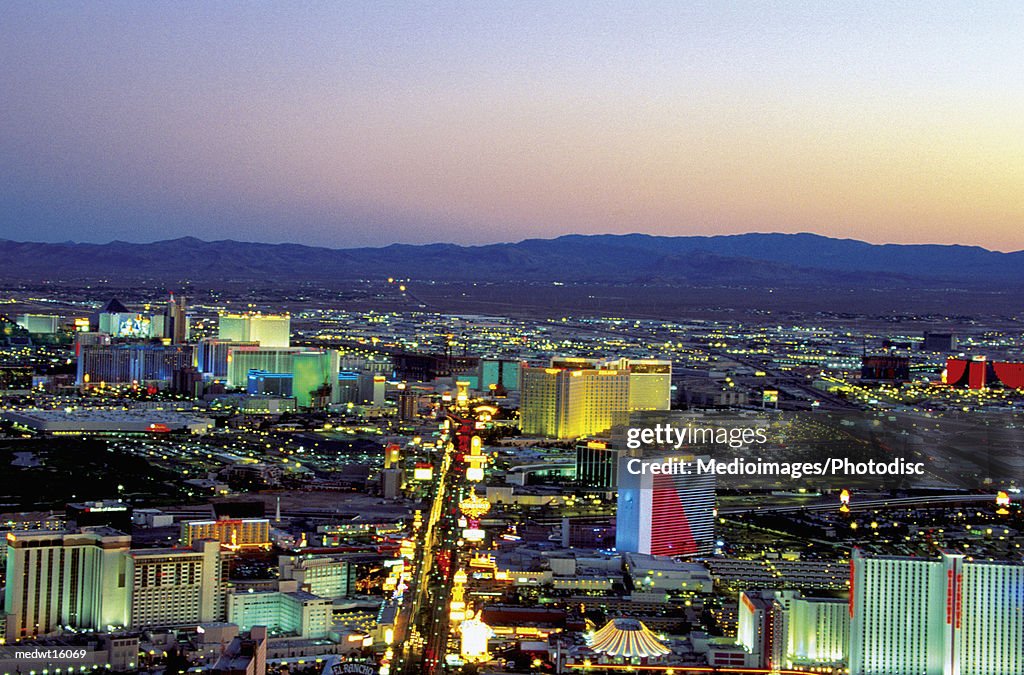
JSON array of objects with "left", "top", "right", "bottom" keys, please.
[
  {"left": 279, "top": 554, "right": 352, "bottom": 600},
  {"left": 195, "top": 338, "right": 258, "bottom": 378},
  {"left": 737, "top": 589, "right": 847, "bottom": 671},
  {"left": 127, "top": 540, "right": 225, "bottom": 629},
  {"left": 227, "top": 582, "right": 331, "bottom": 639},
  {"left": 778, "top": 591, "right": 848, "bottom": 667},
  {"left": 733, "top": 589, "right": 848, "bottom": 670},
  {"left": 737, "top": 591, "right": 773, "bottom": 664},
  {"left": 849, "top": 549, "right": 1024, "bottom": 675},
  {"left": 615, "top": 455, "right": 715, "bottom": 557},
  {"left": 3, "top": 528, "right": 130, "bottom": 641},
  {"left": 16, "top": 314, "right": 59, "bottom": 334},
  {"left": 218, "top": 313, "right": 291, "bottom": 348}
]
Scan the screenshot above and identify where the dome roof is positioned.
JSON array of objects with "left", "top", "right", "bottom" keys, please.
[{"left": 587, "top": 618, "right": 670, "bottom": 658}]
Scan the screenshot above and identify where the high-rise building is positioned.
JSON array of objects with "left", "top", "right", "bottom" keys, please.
[
  {"left": 922, "top": 331, "right": 957, "bottom": 353},
  {"left": 615, "top": 455, "right": 715, "bottom": 557},
  {"left": 127, "top": 540, "right": 225, "bottom": 629},
  {"left": 291, "top": 349, "right": 340, "bottom": 408},
  {"left": 180, "top": 519, "right": 271, "bottom": 550},
  {"left": 227, "top": 583, "right": 331, "bottom": 638},
  {"left": 77, "top": 345, "right": 131, "bottom": 385},
  {"left": 860, "top": 355, "right": 911, "bottom": 382},
  {"left": 520, "top": 357, "right": 671, "bottom": 440},
  {"left": 92, "top": 298, "right": 129, "bottom": 334},
  {"left": 519, "top": 364, "right": 631, "bottom": 439},
  {"left": 77, "top": 344, "right": 194, "bottom": 386},
  {"left": 606, "top": 358, "right": 673, "bottom": 411},
  {"left": 849, "top": 549, "right": 1024, "bottom": 675},
  {"left": 384, "top": 443, "right": 402, "bottom": 469},
  {"left": 357, "top": 372, "right": 387, "bottom": 406},
  {"left": 134, "top": 344, "right": 193, "bottom": 383},
  {"left": 945, "top": 356, "right": 1024, "bottom": 390},
  {"left": 397, "top": 384, "right": 418, "bottom": 420},
  {"left": 75, "top": 330, "right": 111, "bottom": 357},
  {"left": 479, "top": 358, "right": 520, "bottom": 394},
  {"left": 172, "top": 366, "right": 204, "bottom": 398},
  {"left": 737, "top": 590, "right": 775, "bottom": 666},
  {"left": 3, "top": 527, "right": 131, "bottom": 641},
  {"left": 218, "top": 313, "right": 290, "bottom": 348},
  {"left": 850, "top": 550, "right": 945, "bottom": 674},
  {"left": 336, "top": 371, "right": 360, "bottom": 403},
  {"left": 734, "top": 589, "right": 848, "bottom": 670},
  {"left": 279, "top": 554, "right": 353, "bottom": 600},
  {"left": 381, "top": 467, "right": 404, "bottom": 499},
  {"left": 226, "top": 346, "right": 303, "bottom": 388},
  {"left": 16, "top": 314, "right": 59, "bottom": 334},
  {"left": 575, "top": 439, "right": 619, "bottom": 488},
  {"left": 164, "top": 293, "right": 188, "bottom": 344},
  {"left": 195, "top": 338, "right": 258, "bottom": 378},
  {"left": 778, "top": 591, "right": 848, "bottom": 668}
]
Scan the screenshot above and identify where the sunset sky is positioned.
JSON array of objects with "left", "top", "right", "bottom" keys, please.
[{"left": 2, "top": 2, "right": 1022, "bottom": 250}]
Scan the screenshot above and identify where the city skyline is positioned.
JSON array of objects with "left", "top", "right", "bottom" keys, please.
[
  {"left": 3, "top": 3, "right": 1024, "bottom": 250},
  {"left": 2, "top": 280, "right": 1023, "bottom": 673}
]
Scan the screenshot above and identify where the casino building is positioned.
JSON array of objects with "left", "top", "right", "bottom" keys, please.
[{"left": 945, "top": 356, "right": 1024, "bottom": 390}]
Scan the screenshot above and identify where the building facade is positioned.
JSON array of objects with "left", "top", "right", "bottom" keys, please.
[
  {"left": 180, "top": 519, "right": 271, "bottom": 550},
  {"left": 227, "top": 587, "right": 331, "bottom": 639},
  {"left": 127, "top": 540, "right": 225, "bottom": 629},
  {"left": 291, "top": 350, "right": 341, "bottom": 408},
  {"left": 218, "top": 313, "right": 291, "bottom": 348},
  {"left": 77, "top": 344, "right": 194, "bottom": 386},
  {"left": 3, "top": 528, "right": 131, "bottom": 641},
  {"left": 196, "top": 338, "right": 258, "bottom": 378},
  {"left": 520, "top": 365, "right": 631, "bottom": 439},
  {"left": 615, "top": 455, "right": 715, "bottom": 557},
  {"left": 849, "top": 549, "right": 1024, "bottom": 675},
  {"left": 279, "top": 554, "right": 353, "bottom": 600},
  {"left": 226, "top": 347, "right": 303, "bottom": 388}
]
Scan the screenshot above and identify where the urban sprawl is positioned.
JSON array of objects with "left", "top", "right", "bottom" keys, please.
[{"left": 0, "top": 281, "right": 1021, "bottom": 675}]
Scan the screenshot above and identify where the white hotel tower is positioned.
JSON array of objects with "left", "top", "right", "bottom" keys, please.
[{"left": 849, "top": 548, "right": 1024, "bottom": 675}]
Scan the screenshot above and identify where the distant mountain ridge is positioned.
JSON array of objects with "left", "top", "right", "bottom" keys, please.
[{"left": 1, "top": 233, "right": 1022, "bottom": 288}]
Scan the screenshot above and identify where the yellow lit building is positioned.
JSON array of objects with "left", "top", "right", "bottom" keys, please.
[
  {"left": 519, "top": 357, "right": 671, "bottom": 439},
  {"left": 180, "top": 518, "right": 271, "bottom": 550},
  {"left": 218, "top": 313, "right": 291, "bottom": 348},
  {"left": 609, "top": 357, "right": 673, "bottom": 411},
  {"left": 519, "top": 365, "right": 630, "bottom": 440}
]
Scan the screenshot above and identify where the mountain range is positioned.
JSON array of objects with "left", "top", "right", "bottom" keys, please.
[{"left": 0, "top": 233, "right": 1021, "bottom": 289}]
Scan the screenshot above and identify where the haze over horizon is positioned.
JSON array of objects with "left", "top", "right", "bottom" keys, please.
[{"left": 3, "top": 3, "right": 1023, "bottom": 251}]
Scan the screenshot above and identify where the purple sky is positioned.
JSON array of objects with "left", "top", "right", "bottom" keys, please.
[{"left": 2, "top": 2, "right": 1023, "bottom": 250}]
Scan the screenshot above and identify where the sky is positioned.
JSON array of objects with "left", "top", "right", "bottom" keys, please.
[{"left": 1, "top": 2, "right": 1023, "bottom": 250}]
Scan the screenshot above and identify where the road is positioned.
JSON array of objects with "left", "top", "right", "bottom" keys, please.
[{"left": 394, "top": 411, "right": 477, "bottom": 675}]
